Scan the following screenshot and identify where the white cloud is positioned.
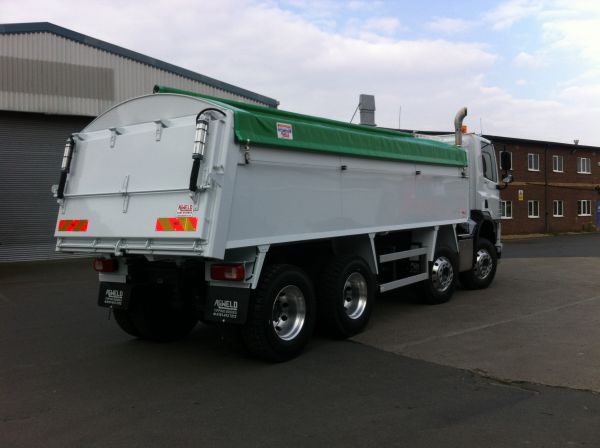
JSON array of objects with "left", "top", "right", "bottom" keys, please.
[
  {"left": 362, "top": 17, "right": 403, "bottom": 36},
  {"left": 543, "top": 18, "right": 600, "bottom": 64},
  {"left": 513, "top": 51, "right": 545, "bottom": 68},
  {"left": 427, "top": 17, "right": 475, "bottom": 34},
  {"left": 483, "top": 0, "right": 544, "bottom": 30},
  {"left": 516, "top": 79, "right": 527, "bottom": 85}
]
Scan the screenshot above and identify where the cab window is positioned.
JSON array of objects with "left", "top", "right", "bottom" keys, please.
[{"left": 481, "top": 143, "right": 497, "bottom": 183}]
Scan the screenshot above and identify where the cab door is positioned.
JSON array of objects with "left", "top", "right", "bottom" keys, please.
[{"left": 478, "top": 141, "right": 499, "bottom": 219}]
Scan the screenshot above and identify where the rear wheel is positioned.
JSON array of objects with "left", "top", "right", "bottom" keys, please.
[
  {"left": 420, "top": 246, "right": 458, "bottom": 304},
  {"left": 113, "top": 309, "right": 140, "bottom": 337},
  {"left": 460, "top": 238, "right": 498, "bottom": 289},
  {"left": 241, "top": 265, "right": 315, "bottom": 362},
  {"left": 115, "top": 284, "right": 198, "bottom": 342},
  {"left": 317, "top": 256, "right": 375, "bottom": 338}
]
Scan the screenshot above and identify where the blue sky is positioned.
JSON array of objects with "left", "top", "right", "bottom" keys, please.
[{"left": 3, "top": 0, "right": 600, "bottom": 145}]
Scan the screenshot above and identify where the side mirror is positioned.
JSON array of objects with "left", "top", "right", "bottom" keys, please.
[
  {"left": 500, "top": 151, "right": 512, "bottom": 171},
  {"left": 502, "top": 173, "right": 513, "bottom": 184}
]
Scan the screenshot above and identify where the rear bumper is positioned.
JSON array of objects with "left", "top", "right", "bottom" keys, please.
[{"left": 56, "top": 236, "right": 206, "bottom": 257}]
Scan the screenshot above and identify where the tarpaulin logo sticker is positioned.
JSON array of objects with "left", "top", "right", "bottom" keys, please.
[
  {"left": 276, "top": 122, "right": 293, "bottom": 140},
  {"left": 155, "top": 217, "right": 198, "bottom": 232},
  {"left": 58, "top": 219, "right": 88, "bottom": 232}
]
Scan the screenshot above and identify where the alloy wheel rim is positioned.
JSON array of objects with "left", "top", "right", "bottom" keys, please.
[
  {"left": 474, "top": 249, "right": 493, "bottom": 279},
  {"left": 343, "top": 272, "right": 368, "bottom": 320},
  {"left": 431, "top": 256, "right": 454, "bottom": 292},
  {"left": 271, "top": 285, "right": 306, "bottom": 341}
]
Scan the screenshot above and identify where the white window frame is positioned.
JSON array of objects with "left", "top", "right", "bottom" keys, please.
[
  {"left": 577, "top": 157, "right": 591, "bottom": 174},
  {"left": 553, "top": 200, "right": 564, "bottom": 217},
  {"left": 528, "top": 153, "right": 540, "bottom": 171},
  {"left": 577, "top": 200, "right": 591, "bottom": 216},
  {"left": 501, "top": 200, "right": 512, "bottom": 219},
  {"left": 552, "top": 155, "right": 563, "bottom": 173},
  {"left": 528, "top": 200, "right": 540, "bottom": 218}
]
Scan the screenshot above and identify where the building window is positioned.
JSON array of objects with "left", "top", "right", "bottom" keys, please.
[
  {"left": 577, "top": 200, "right": 591, "bottom": 216},
  {"left": 501, "top": 200, "right": 512, "bottom": 219},
  {"left": 528, "top": 153, "right": 540, "bottom": 171},
  {"left": 577, "top": 157, "right": 591, "bottom": 174},
  {"left": 500, "top": 151, "right": 513, "bottom": 170},
  {"left": 528, "top": 200, "right": 540, "bottom": 218},
  {"left": 552, "top": 155, "right": 563, "bottom": 172},
  {"left": 553, "top": 200, "right": 564, "bottom": 217}
]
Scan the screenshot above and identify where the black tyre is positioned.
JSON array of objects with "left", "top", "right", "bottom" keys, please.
[
  {"left": 241, "top": 265, "right": 315, "bottom": 362},
  {"left": 460, "top": 238, "right": 498, "bottom": 290},
  {"left": 420, "top": 246, "right": 458, "bottom": 304},
  {"left": 317, "top": 256, "right": 375, "bottom": 339},
  {"left": 113, "top": 309, "right": 140, "bottom": 337},
  {"left": 118, "top": 284, "right": 198, "bottom": 342}
]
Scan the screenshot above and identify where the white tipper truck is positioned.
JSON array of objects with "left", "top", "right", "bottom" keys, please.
[{"left": 53, "top": 86, "right": 513, "bottom": 361}]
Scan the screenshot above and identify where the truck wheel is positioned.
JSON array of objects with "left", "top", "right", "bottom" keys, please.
[
  {"left": 241, "top": 265, "right": 315, "bottom": 362},
  {"left": 460, "top": 238, "right": 497, "bottom": 290},
  {"left": 420, "top": 246, "right": 458, "bottom": 304},
  {"left": 113, "top": 309, "right": 140, "bottom": 337},
  {"left": 317, "top": 256, "right": 375, "bottom": 339},
  {"left": 125, "top": 285, "right": 198, "bottom": 342}
]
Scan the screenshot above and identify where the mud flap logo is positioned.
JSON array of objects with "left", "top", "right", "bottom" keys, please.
[
  {"left": 213, "top": 299, "right": 239, "bottom": 320},
  {"left": 104, "top": 289, "right": 123, "bottom": 305},
  {"left": 98, "top": 282, "right": 131, "bottom": 309},
  {"left": 105, "top": 289, "right": 124, "bottom": 306},
  {"left": 206, "top": 286, "right": 250, "bottom": 324}
]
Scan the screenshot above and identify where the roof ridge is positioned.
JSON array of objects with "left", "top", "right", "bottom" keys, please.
[{"left": 0, "top": 21, "right": 279, "bottom": 107}]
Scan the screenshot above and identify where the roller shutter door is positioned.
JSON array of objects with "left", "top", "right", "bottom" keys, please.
[{"left": 0, "top": 111, "right": 92, "bottom": 262}]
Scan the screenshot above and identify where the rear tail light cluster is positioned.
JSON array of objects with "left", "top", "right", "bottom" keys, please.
[
  {"left": 210, "top": 264, "right": 245, "bottom": 281},
  {"left": 93, "top": 258, "right": 118, "bottom": 273}
]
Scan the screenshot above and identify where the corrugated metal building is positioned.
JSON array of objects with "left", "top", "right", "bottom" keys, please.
[{"left": 0, "top": 22, "right": 278, "bottom": 262}]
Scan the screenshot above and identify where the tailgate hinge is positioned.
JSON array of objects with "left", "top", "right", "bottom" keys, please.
[
  {"left": 109, "top": 128, "right": 124, "bottom": 148},
  {"left": 155, "top": 120, "right": 169, "bottom": 141},
  {"left": 121, "top": 175, "right": 130, "bottom": 213}
]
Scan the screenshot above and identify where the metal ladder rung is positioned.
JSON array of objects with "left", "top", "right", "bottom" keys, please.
[
  {"left": 379, "top": 273, "right": 429, "bottom": 293},
  {"left": 379, "top": 247, "right": 427, "bottom": 264}
]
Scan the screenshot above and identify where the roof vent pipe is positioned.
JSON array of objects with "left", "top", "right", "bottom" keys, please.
[
  {"left": 454, "top": 107, "right": 468, "bottom": 146},
  {"left": 359, "top": 94, "right": 376, "bottom": 126}
]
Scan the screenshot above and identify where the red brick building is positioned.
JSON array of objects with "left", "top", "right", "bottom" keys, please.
[{"left": 489, "top": 135, "right": 600, "bottom": 235}]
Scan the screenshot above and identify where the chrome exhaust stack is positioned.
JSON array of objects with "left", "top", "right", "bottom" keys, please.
[{"left": 454, "top": 107, "right": 468, "bottom": 146}]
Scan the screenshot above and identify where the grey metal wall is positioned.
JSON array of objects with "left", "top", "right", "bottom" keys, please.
[
  {"left": 0, "top": 32, "right": 266, "bottom": 117},
  {"left": 0, "top": 111, "right": 91, "bottom": 262}
]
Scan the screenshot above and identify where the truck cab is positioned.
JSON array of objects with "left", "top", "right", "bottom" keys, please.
[{"left": 417, "top": 129, "right": 511, "bottom": 260}]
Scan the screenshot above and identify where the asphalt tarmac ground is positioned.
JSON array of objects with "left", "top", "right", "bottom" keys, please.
[{"left": 1, "top": 234, "right": 600, "bottom": 447}]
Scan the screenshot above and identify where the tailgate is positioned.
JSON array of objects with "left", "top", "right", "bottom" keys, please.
[{"left": 54, "top": 95, "right": 230, "bottom": 257}]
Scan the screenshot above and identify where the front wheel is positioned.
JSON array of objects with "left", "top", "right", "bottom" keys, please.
[
  {"left": 420, "top": 246, "right": 458, "bottom": 304},
  {"left": 241, "top": 265, "right": 316, "bottom": 362},
  {"left": 460, "top": 238, "right": 498, "bottom": 290}
]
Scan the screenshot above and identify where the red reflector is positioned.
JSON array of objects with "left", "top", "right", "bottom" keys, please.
[
  {"left": 58, "top": 219, "right": 88, "bottom": 232},
  {"left": 93, "top": 258, "right": 117, "bottom": 273},
  {"left": 211, "top": 264, "right": 245, "bottom": 281}
]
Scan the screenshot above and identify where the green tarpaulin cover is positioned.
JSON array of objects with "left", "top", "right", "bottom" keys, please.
[{"left": 155, "top": 86, "right": 467, "bottom": 167}]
